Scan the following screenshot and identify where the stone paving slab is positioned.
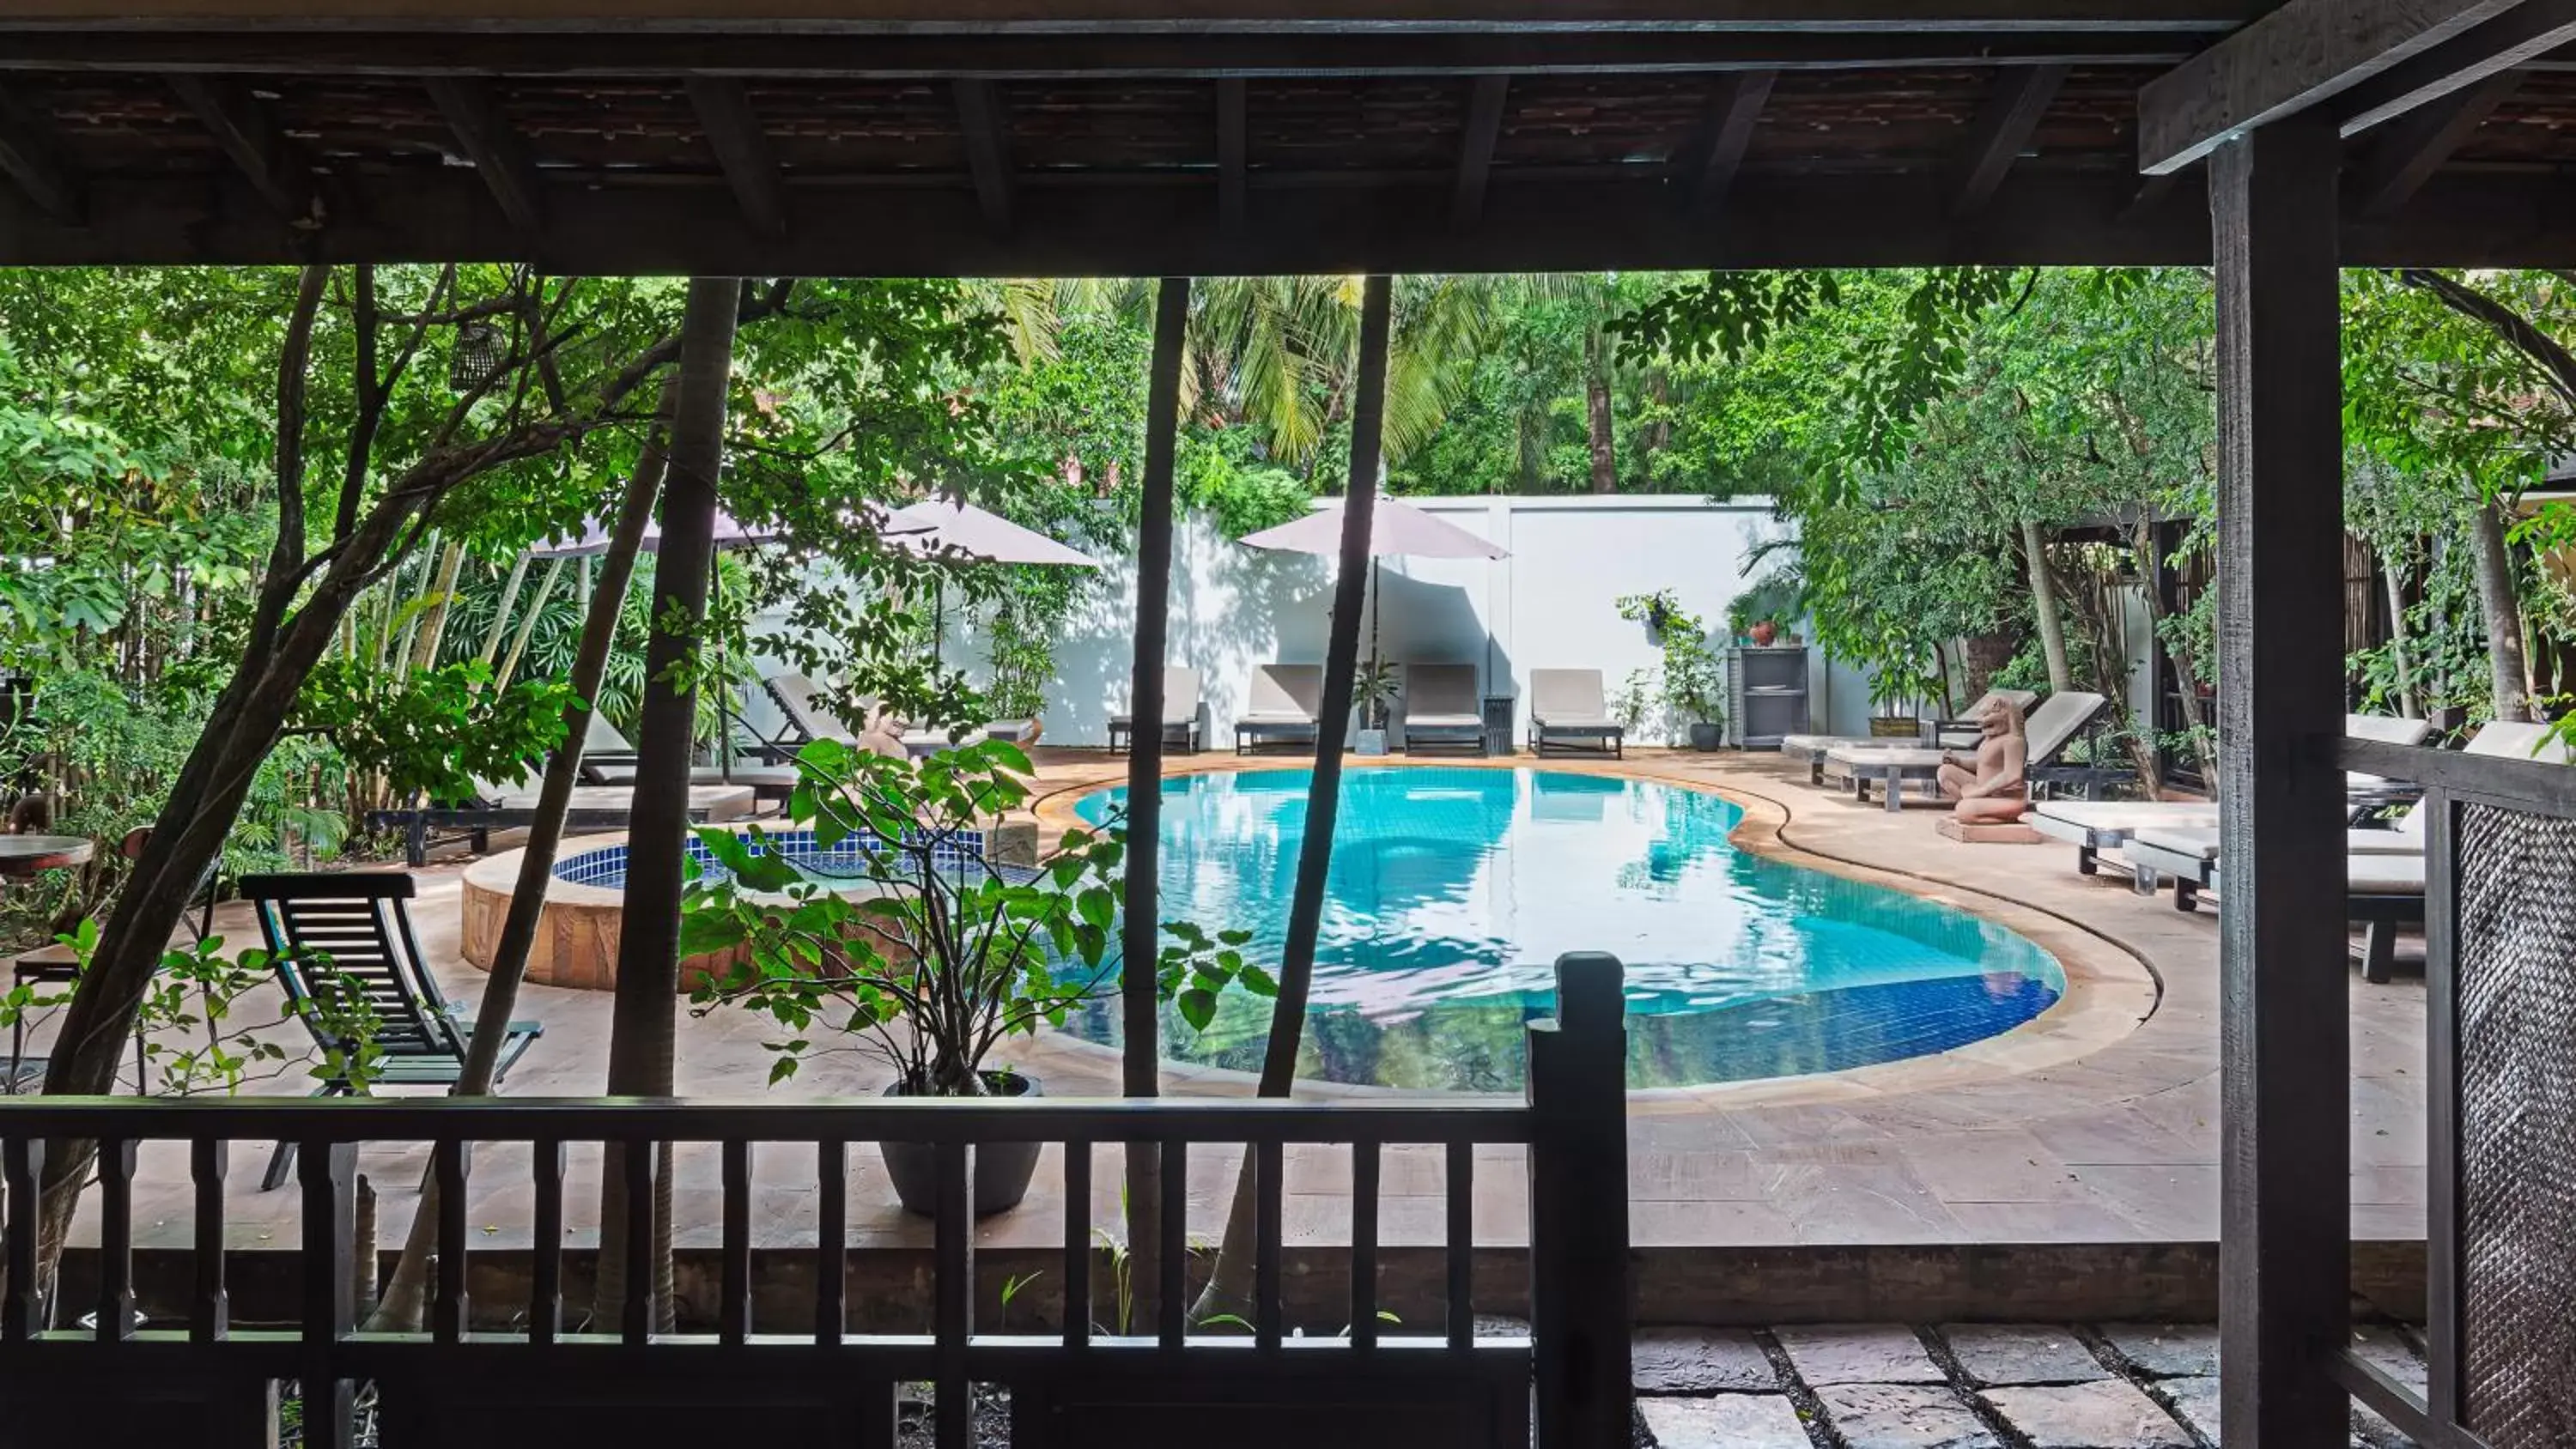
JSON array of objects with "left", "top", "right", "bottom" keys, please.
[
  {"left": 1777, "top": 1324, "right": 1946, "bottom": 1385},
  {"left": 1982, "top": 1380, "right": 2195, "bottom": 1449},
  {"left": 1815, "top": 1382, "right": 2002, "bottom": 1449},
  {"left": 1631, "top": 1327, "right": 1775, "bottom": 1394},
  {"left": 1942, "top": 1324, "right": 2110, "bottom": 1386},
  {"left": 1637, "top": 1392, "right": 1814, "bottom": 1449},
  {"left": 2102, "top": 1323, "right": 2221, "bottom": 1379}
]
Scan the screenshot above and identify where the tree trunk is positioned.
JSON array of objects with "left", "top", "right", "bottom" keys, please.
[
  {"left": 1193, "top": 276, "right": 1393, "bottom": 1325},
  {"left": 407, "top": 539, "right": 468, "bottom": 676},
  {"left": 1583, "top": 326, "right": 1616, "bottom": 494},
  {"left": 596, "top": 279, "right": 736, "bottom": 1335},
  {"left": 368, "top": 410, "right": 669, "bottom": 1333},
  {"left": 493, "top": 556, "right": 566, "bottom": 694},
  {"left": 2021, "top": 519, "right": 2075, "bottom": 694},
  {"left": 1116, "top": 277, "right": 1191, "bottom": 1336},
  {"left": 2469, "top": 500, "right": 2530, "bottom": 722},
  {"left": 2381, "top": 550, "right": 2419, "bottom": 718},
  {"left": 477, "top": 552, "right": 533, "bottom": 668}
]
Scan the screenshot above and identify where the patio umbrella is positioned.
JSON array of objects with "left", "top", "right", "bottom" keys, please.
[
  {"left": 1237, "top": 498, "right": 1510, "bottom": 685},
  {"left": 881, "top": 499, "right": 1099, "bottom": 662}
]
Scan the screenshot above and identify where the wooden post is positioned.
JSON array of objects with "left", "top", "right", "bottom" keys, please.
[
  {"left": 1121, "top": 275, "right": 1191, "bottom": 1335},
  {"left": 2210, "top": 113, "right": 2352, "bottom": 1449},
  {"left": 1528, "top": 951, "right": 1630, "bottom": 1449},
  {"left": 298, "top": 1142, "right": 357, "bottom": 1449}
]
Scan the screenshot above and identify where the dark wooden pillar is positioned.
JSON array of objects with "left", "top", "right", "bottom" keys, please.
[
  {"left": 2210, "top": 113, "right": 2351, "bottom": 1449},
  {"left": 1121, "top": 276, "right": 1191, "bottom": 1334}
]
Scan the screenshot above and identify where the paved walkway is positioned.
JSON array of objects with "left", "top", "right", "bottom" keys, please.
[
  {"left": 21, "top": 749, "right": 2427, "bottom": 1255},
  {"left": 1618, "top": 1317, "right": 2424, "bottom": 1448}
]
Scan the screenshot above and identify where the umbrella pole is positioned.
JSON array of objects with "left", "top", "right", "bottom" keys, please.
[{"left": 714, "top": 563, "right": 735, "bottom": 783}]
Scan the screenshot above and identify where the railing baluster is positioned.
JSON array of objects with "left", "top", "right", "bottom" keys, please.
[
  {"left": 720, "top": 1138, "right": 753, "bottom": 1344},
  {"left": 433, "top": 1138, "right": 471, "bottom": 1342},
  {"left": 95, "top": 1137, "right": 135, "bottom": 1341},
  {"left": 1158, "top": 1137, "right": 1186, "bottom": 1350},
  {"left": 530, "top": 1137, "right": 563, "bottom": 1343},
  {"left": 1061, "top": 1138, "right": 1090, "bottom": 1348},
  {"left": 298, "top": 1141, "right": 358, "bottom": 1449},
  {"left": 933, "top": 1139, "right": 971, "bottom": 1449},
  {"left": 816, "top": 1138, "right": 846, "bottom": 1344},
  {"left": 1445, "top": 1141, "right": 1473, "bottom": 1350},
  {"left": 3, "top": 1137, "right": 41, "bottom": 1340},
  {"left": 621, "top": 1137, "right": 653, "bottom": 1345},
  {"left": 1351, "top": 1138, "right": 1379, "bottom": 1349},
  {"left": 1255, "top": 1139, "right": 1282, "bottom": 1349},
  {"left": 192, "top": 1139, "right": 228, "bottom": 1341}
]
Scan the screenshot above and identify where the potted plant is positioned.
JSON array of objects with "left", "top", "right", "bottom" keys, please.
[
  {"left": 1616, "top": 591, "right": 1727, "bottom": 750},
  {"left": 1726, "top": 572, "right": 1802, "bottom": 648},
  {"left": 682, "top": 736, "right": 1265, "bottom": 1216},
  {"left": 1352, "top": 659, "right": 1399, "bottom": 757}
]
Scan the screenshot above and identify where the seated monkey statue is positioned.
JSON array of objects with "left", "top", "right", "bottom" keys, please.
[{"left": 1937, "top": 697, "right": 2031, "bottom": 825}]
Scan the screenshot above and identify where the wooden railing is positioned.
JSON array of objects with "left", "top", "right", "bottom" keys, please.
[{"left": 0, "top": 955, "right": 1633, "bottom": 1449}]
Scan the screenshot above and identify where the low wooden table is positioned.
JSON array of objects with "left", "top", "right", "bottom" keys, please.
[
  {"left": 1823, "top": 746, "right": 1948, "bottom": 813},
  {"left": 1, "top": 836, "right": 98, "bottom": 1093}
]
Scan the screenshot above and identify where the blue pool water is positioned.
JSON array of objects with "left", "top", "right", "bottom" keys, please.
[{"left": 1061, "top": 767, "right": 2063, "bottom": 1091}]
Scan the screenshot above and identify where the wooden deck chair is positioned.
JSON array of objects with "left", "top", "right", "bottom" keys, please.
[
  {"left": 1235, "top": 664, "right": 1325, "bottom": 754},
  {"left": 1528, "top": 670, "right": 1623, "bottom": 758},
  {"left": 240, "top": 873, "right": 544, "bottom": 1190},
  {"left": 1401, "top": 664, "right": 1485, "bottom": 754},
  {"left": 1109, "top": 666, "right": 1205, "bottom": 755}
]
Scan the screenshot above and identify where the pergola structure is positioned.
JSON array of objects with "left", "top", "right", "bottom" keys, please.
[{"left": 0, "top": 4, "right": 2573, "bottom": 1449}]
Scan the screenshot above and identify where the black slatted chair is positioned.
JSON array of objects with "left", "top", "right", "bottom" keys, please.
[{"left": 240, "top": 872, "right": 543, "bottom": 1190}]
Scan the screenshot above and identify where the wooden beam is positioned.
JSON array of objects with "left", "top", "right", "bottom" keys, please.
[
  {"left": 0, "top": 0, "right": 2277, "bottom": 27},
  {"left": 952, "top": 79, "right": 1013, "bottom": 233},
  {"left": 686, "top": 76, "right": 787, "bottom": 240},
  {"left": 1947, "top": 62, "right": 2068, "bottom": 217},
  {"left": 2350, "top": 67, "right": 2521, "bottom": 215},
  {"left": 1217, "top": 77, "right": 1247, "bottom": 232},
  {"left": 424, "top": 77, "right": 544, "bottom": 233},
  {"left": 0, "top": 28, "right": 2210, "bottom": 79},
  {"left": 2138, "top": 0, "right": 2524, "bottom": 174},
  {"left": 2333, "top": 0, "right": 2576, "bottom": 136},
  {"left": 1449, "top": 74, "right": 1510, "bottom": 231},
  {"left": 0, "top": 82, "right": 79, "bottom": 222},
  {"left": 28, "top": 161, "right": 2576, "bottom": 275},
  {"left": 2208, "top": 111, "right": 2353, "bottom": 1449},
  {"left": 164, "top": 76, "right": 316, "bottom": 227},
  {"left": 1681, "top": 69, "right": 1774, "bottom": 217}
]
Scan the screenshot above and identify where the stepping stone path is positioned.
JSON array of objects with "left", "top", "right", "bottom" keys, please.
[{"left": 1626, "top": 1321, "right": 2432, "bottom": 1449}]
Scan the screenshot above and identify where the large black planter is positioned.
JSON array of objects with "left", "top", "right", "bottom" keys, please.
[
  {"left": 881, "top": 1070, "right": 1043, "bottom": 1216},
  {"left": 1687, "top": 721, "right": 1725, "bottom": 752}
]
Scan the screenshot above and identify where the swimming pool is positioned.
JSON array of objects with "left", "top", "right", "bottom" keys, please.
[{"left": 1061, "top": 767, "right": 2064, "bottom": 1091}]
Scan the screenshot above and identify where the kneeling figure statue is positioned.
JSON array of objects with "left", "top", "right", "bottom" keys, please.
[{"left": 1937, "top": 697, "right": 2030, "bottom": 825}]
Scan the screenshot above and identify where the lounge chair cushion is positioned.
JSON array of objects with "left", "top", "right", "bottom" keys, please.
[
  {"left": 1529, "top": 670, "right": 1617, "bottom": 731},
  {"left": 1243, "top": 664, "right": 1325, "bottom": 725},
  {"left": 1404, "top": 664, "right": 1481, "bottom": 729},
  {"left": 1111, "top": 667, "right": 1204, "bottom": 728},
  {"left": 1825, "top": 745, "right": 1947, "bottom": 768},
  {"left": 2021, "top": 690, "right": 2108, "bottom": 767},
  {"left": 2030, "top": 801, "right": 2219, "bottom": 846}
]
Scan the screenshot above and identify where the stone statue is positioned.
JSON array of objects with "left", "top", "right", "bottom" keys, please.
[{"left": 1938, "top": 696, "right": 2030, "bottom": 825}]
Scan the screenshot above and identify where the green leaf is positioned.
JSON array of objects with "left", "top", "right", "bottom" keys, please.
[{"left": 1176, "top": 988, "right": 1218, "bottom": 1033}]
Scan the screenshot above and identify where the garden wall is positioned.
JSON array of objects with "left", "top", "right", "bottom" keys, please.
[{"left": 999, "top": 494, "right": 1844, "bottom": 749}]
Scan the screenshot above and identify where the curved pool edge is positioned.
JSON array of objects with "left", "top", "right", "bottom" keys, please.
[{"left": 1025, "top": 753, "right": 2158, "bottom": 1109}]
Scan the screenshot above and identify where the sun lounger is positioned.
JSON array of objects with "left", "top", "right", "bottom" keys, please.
[
  {"left": 1401, "top": 664, "right": 1485, "bottom": 755},
  {"left": 1236, "top": 664, "right": 1326, "bottom": 754},
  {"left": 761, "top": 671, "right": 988, "bottom": 759},
  {"left": 579, "top": 714, "right": 799, "bottom": 802},
  {"left": 242, "top": 871, "right": 544, "bottom": 1189},
  {"left": 1820, "top": 745, "right": 1947, "bottom": 811},
  {"left": 370, "top": 778, "right": 756, "bottom": 866},
  {"left": 2029, "top": 799, "right": 2222, "bottom": 873},
  {"left": 1528, "top": 669, "right": 1623, "bottom": 758},
  {"left": 1109, "top": 666, "right": 1205, "bottom": 755}
]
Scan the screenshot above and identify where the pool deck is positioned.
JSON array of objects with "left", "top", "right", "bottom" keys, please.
[{"left": 24, "top": 748, "right": 2424, "bottom": 1263}]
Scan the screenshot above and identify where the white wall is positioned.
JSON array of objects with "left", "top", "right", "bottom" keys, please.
[{"left": 935, "top": 495, "right": 1797, "bottom": 749}]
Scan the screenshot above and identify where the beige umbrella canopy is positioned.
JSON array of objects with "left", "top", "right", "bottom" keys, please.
[
  {"left": 882, "top": 499, "right": 1098, "bottom": 662},
  {"left": 1239, "top": 498, "right": 1510, "bottom": 678}
]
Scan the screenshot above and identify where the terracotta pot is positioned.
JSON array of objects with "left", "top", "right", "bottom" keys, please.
[
  {"left": 880, "top": 1070, "right": 1044, "bottom": 1216},
  {"left": 1748, "top": 620, "right": 1778, "bottom": 646}
]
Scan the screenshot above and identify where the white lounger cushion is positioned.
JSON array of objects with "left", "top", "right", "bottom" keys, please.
[
  {"left": 1241, "top": 664, "right": 1325, "bottom": 725},
  {"left": 1825, "top": 745, "right": 1946, "bottom": 767},
  {"left": 2028, "top": 802, "right": 2219, "bottom": 849}
]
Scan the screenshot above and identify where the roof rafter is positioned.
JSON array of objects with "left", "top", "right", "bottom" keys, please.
[
  {"left": 2351, "top": 67, "right": 2522, "bottom": 215},
  {"left": 1449, "top": 74, "right": 1510, "bottom": 231},
  {"left": 1680, "top": 69, "right": 1776, "bottom": 218},
  {"left": 0, "top": 82, "right": 79, "bottom": 222},
  {"left": 425, "top": 77, "right": 544, "bottom": 234},
  {"left": 1947, "top": 62, "right": 2069, "bottom": 217},
  {"left": 2332, "top": 0, "right": 2576, "bottom": 136},
  {"left": 687, "top": 76, "right": 788, "bottom": 240},
  {"left": 164, "top": 75, "right": 319, "bottom": 227},
  {"left": 953, "top": 78, "right": 1014, "bottom": 233},
  {"left": 1216, "top": 76, "right": 1247, "bottom": 232}
]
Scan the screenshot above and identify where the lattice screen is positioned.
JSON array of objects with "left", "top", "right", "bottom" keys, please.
[{"left": 2455, "top": 802, "right": 2576, "bottom": 1449}]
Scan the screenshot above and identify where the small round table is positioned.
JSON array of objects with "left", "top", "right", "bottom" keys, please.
[{"left": 0, "top": 835, "right": 93, "bottom": 878}]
